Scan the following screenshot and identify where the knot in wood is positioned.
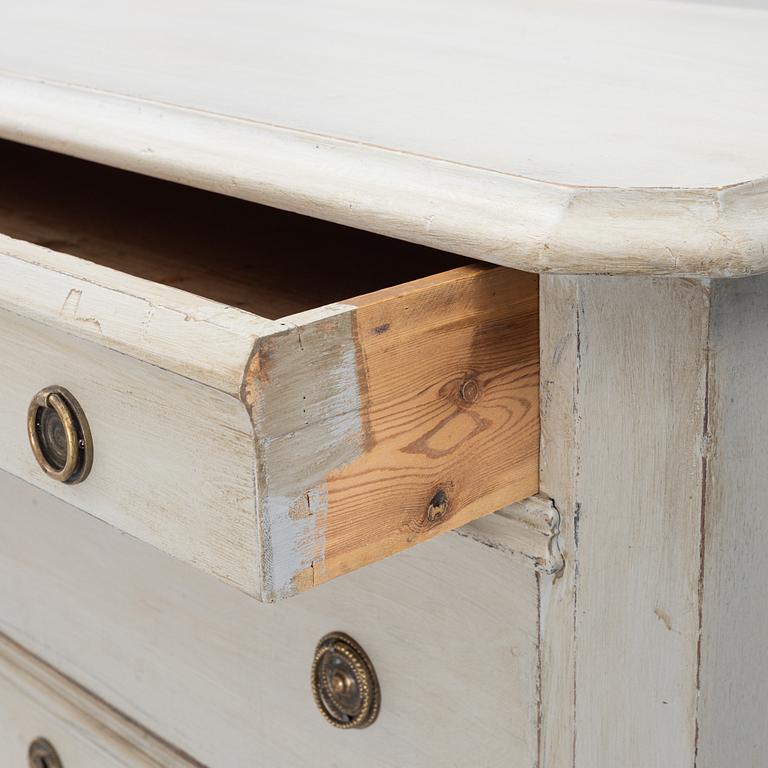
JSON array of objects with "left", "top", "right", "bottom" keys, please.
[
  {"left": 459, "top": 376, "right": 481, "bottom": 404},
  {"left": 426, "top": 489, "right": 449, "bottom": 522}
]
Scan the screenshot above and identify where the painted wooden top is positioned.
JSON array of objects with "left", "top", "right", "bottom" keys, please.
[{"left": 1, "top": 0, "right": 767, "bottom": 276}]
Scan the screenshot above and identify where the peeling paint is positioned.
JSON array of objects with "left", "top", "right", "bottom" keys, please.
[
  {"left": 60, "top": 287, "right": 103, "bottom": 333},
  {"left": 246, "top": 304, "right": 365, "bottom": 600}
]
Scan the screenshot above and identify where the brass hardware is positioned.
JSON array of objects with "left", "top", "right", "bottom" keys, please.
[
  {"left": 27, "top": 387, "right": 93, "bottom": 484},
  {"left": 28, "top": 738, "right": 63, "bottom": 768},
  {"left": 311, "top": 632, "right": 380, "bottom": 729}
]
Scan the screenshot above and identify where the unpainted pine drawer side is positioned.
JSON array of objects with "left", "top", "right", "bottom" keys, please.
[{"left": 248, "top": 265, "right": 539, "bottom": 597}]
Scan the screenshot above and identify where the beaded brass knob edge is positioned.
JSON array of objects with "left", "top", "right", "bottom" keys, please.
[
  {"left": 27, "top": 387, "right": 93, "bottom": 484},
  {"left": 28, "top": 737, "right": 63, "bottom": 768},
  {"left": 311, "top": 632, "right": 380, "bottom": 729}
]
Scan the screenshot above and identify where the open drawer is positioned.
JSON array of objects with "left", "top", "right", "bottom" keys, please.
[{"left": 0, "top": 141, "right": 539, "bottom": 600}]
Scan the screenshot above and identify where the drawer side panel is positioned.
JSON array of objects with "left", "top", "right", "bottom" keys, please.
[{"left": 249, "top": 266, "right": 539, "bottom": 599}]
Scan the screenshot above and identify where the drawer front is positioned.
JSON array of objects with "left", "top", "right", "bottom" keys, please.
[
  {"left": 0, "top": 225, "right": 538, "bottom": 601},
  {"left": 0, "top": 306, "right": 263, "bottom": 595},
  {"left": 0, "top": 469, "right": 540, "bottom": 768},
  {"left": 0, "top": 635, "right": 196, "bottom": 768}
]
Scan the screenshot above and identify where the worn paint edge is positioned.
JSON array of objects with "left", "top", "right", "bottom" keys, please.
[
  {"left": 242, "top": 304, "right": 366, "bottom": 601},
  {"left": 2, "top": 73, "right": 768, "bottom": 277},
  {"left": 0, "top": 632, "right": 203, "bottom": 767},
  {"left": 456, "top": 494, "right": 563, "bottom": 574},
  {"left": 0, "top": 234, "right": 276, "bottom": 395},
  {"left": 693, "top": 280, "right": 713, "bottom": 766},
  {"left": 537, "top": 274, "right": 581, "bottom": 768}
]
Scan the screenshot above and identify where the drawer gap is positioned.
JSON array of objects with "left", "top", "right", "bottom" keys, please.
[{"left": 0, "top": 139, "right": 468, "bottom": 320}]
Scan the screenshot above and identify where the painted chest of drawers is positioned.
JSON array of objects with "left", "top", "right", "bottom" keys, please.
[{"left": 1, "top": 1, "right": 767, "bottom": 766}]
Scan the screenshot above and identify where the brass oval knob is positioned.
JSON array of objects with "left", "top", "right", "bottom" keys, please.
[
  {"left": 27, "top": 387, "right": 93, "bottom": 484},
  {"left": 28, "top": 737, "right": 63, "bottom": 768},
  {"left": 311, "top": 632, "right": 380, "bottom": 729}
]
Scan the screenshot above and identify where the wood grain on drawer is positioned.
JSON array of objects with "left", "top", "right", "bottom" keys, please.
[
  {"left": 0, "top": 142, "right": 539, "bottom": 600},
  {"left": 0, "top": 469, "right": 540, "bottom": 768}
]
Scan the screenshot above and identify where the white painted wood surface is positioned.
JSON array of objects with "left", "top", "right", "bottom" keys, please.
[
  {"left": 538, "top": 275, "right": 580, "bottom": 768},
  {"left": 1, "top": 1, "right": 767, "bottom": 275},
  {"left": 0, "top": 635, "right": 198, "bottom": 767},
  {"left": 537, "top": 273, "right": 768, "bottom": 766},
  {"left": 0, "top": 234, "right": 275, "bottom": 394},
  {"left": 0, "top": 469, "right": 539, "bottom": 768},
  {"left": 538, "top": 275, "right": 711, "bottom": 765},
  {"left": 697, "top": 274, "right": 768, "bottom": 768},
  {"left": 0, "top": 236, "right": 272, "bottom": 593},
  {"left": 4, "top": 0, "right": 767, "bottom": 190},
  {"left": 573, "top": 277, "right": 708, "bottom": 766},
  {"left": 458, "top": 494, "right": 563, "bottom": 575},
  {"left": 0, "top": 307, "right": 262, "bottom": 594}
]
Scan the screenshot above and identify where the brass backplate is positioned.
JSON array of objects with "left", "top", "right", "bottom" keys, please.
[
  {"left": 27, "top": 386, "right": 93, "bottom": 484},
  {"left": 311, "top": 632, "right": 380, "bottom": 729}
]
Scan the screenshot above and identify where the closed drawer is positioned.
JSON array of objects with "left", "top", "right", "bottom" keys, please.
[
  {"left": 0, "top": 469, "right": 541, "bottom": 768},
  {"left": 0, "top": 633, "right": 196, "bottom": 767},
  {"left": 0, "top": 140, "right": 539, "bottom": 600}
]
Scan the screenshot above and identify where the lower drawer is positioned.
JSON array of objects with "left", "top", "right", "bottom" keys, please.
[
  {"left": 0, "top": 635, "right": 195, "bottom": 768},
  {"left": 0, "top": 470, "right": 540, "bottom": 768}
]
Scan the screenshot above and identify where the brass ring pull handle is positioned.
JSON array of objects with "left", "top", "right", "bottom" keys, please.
[
  {"left": 27, "top": 386, "right": 93, "bottom": 484},
  {"left": 311, "top": 632, "right": 380, "bottom": 729}
]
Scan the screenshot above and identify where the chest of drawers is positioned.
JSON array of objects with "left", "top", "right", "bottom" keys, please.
[{"left": 1, "top": 1, "right": 768, "bottom": 766}]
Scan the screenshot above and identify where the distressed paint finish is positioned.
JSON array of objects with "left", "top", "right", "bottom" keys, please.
[
  {"left": 0, "top": 469, "right": 540, "bottom": 768},
  {"left": 244, "top": 266, "right": 540, "bottom": 599},
  {"left": 0, "top": 308, "right": 261, "bottom": 594},
  {"left": 458, "top": 494, "right": 563, "bottom": 575},
  {"left": 0, "top": 76, "right": 764, "bottom": 279},
  {"left": 697, "top": 274, "right": 768, "bottom": 768},
  {"left": 538, "top": 275, "right": 580, "bottom": 768},
  {"left": 0, "top": 233, "right": 539, "bottom": 600},
  {"left": 538, "top": 275, "right": 768, "bottom": 767},
  {"left": 573, "top": 277, "right": 709, "bottom": 767},
  {"left": 0, "top": 234, "right": 272, "bottom": 394},
  {"left": 246, "top": 304, "right": 366, "bottom": 598},
  {"left": 0, "top": 635, "right": 200, "bottom": 767}
]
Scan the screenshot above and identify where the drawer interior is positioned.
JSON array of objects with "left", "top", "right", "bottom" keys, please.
[{"left": 0, "top": 139, "right": 468, "bottom": 319}]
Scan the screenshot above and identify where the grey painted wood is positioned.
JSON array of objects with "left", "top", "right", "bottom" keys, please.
[
  {"left": 698, "top": 274, "right": 768, "bottom": 768},
  {"left": 539, "top": 274, "right": 768, "bottom": 765},
  {"left": 573, "top": 277, "right": 708, "bottom": 766},
  {"left": 538, "top": 275, "right": 580, "bottom": 768},
  {"left": 0, "top": 470, "right": 539, "bottom": 768},
  {"left": 0, "top": 635, "right": 197, "bottom": 766}
]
